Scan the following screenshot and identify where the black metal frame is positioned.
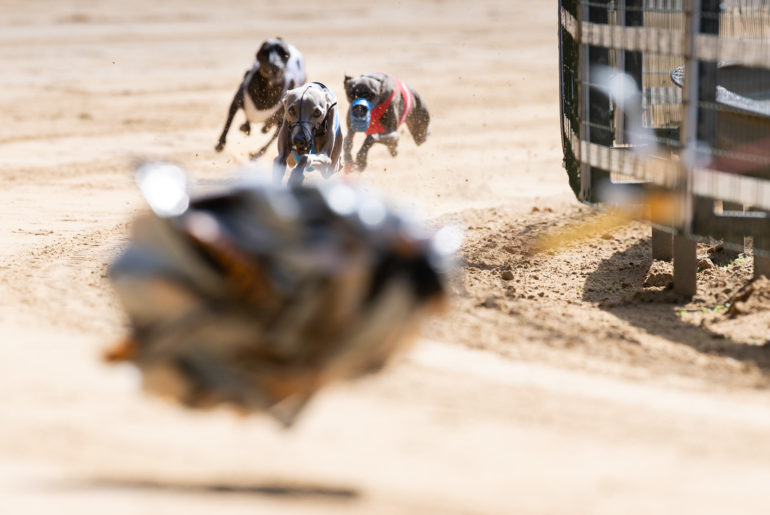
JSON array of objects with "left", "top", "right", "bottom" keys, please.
[{"left": 558, "top": 0, "right": 770, "bottom": 294}]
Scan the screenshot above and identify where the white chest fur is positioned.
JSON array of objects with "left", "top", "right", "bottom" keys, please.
[{"left": 242, "top": 89, "right": 272, "bottom": 124}]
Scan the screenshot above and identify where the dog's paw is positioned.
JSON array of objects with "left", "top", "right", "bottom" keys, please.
[
  {"left": 239, "top": 122, "right": 251, "bottom": 135},
  {"left": 320, "top": 166, "right": 338, "bottom": 179},
  {"left": 261, "top": 124, "right": 271, "bottom": 134},
  {"left": 215, "top": 142, "right": 225, "bottom": 152},
  {"left": 388, "top": 148, "right": 398, "bottom": 157}
]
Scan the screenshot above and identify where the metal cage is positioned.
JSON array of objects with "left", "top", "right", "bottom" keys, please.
[{"left": 559, "top": 0, "right": 770, "bottom": 294}]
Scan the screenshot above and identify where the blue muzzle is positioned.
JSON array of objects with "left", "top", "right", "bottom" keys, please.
[{"left": 349, "top": 98, "right": 374, "bottom": 132}]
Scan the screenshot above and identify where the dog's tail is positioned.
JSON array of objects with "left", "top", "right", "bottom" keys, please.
[{"left": 405, "top": 88, "right": 430, "bottom": 146}]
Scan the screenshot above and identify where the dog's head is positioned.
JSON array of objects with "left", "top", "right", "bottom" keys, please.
[
  {"left": 344, "top": 74, "right": 386, "bottom": 132},
  {"left": 283, "top": 83, "right": 335, "bottom": 155},
  {"left": 256, "top": 37, "right": 291, "bottom": 84},
  {"left": 344, "top": 73, "right": 386, "bottom": 103}
]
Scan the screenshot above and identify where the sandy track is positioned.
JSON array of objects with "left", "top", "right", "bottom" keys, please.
[{"left": 2, "top": 1, "right": 770, "bottom": 514}]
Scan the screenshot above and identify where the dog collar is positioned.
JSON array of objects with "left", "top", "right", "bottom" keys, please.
[{"left": 349, "top": 98, "right": 375, "bottom": 132}]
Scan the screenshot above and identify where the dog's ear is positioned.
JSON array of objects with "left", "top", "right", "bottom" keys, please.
[
  {"left": 368, "top": 76, "right": 383, "bottom": 98},
  {"left": 343, "top": 75, "right": 355, "bottom": 97},
  {"left": 256, "top": 40, "right": 269, "bottom": 61},
  {"left": 282, "top": 90, "right": 299, "bottom": 112}
]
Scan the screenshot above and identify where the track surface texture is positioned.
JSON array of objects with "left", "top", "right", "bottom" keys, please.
[{"left": 2, "top": 2, "right": 770, "bottom": 514}]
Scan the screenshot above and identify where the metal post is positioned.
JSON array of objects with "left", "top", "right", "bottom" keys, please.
[
  {"left": 676, "top": 0, "right": 719, "bottom": 296},
  {"left": 755, "top": 239, "right": 770, "bottom": 279},
  {"left": 651, "top": 228, "right": 673, "bottom": 260},
  {"left": 674, "top": 235, "right": 697, "bottom": 295},
  {"left": 580, "top": 0, "right": 613, "bottom": 203},
  {"left": 675, "top": 0, "right": 701, "bottom": 295},
  {"left": 614, "top": 0, "right": 627, "bottom": 145},
  {"left": 722, "top": 201, "right": 745, "bottom": 255},
  {"left": 578, "top": 1, "right": 591, "bottom": 201}
]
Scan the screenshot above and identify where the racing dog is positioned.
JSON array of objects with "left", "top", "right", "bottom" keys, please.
[
  {"left": 343, "top": 72, "right": 430, "bottom": 171},
  {"left": 273, "top": 82, "right": 343, "bottom": 186},
  {"left": 215, "top": 37, "right": 306, "bottom": 159}
]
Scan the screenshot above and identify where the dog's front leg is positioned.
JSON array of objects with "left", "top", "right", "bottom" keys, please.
[
  {"left": 215, "top": 89, "right": 244, "bottom": 152},
  {"left": 273, "top": 156, "right": 288, "bottom": 184},
  {"left": 343, "top": 131, "right": 355, "bottom": 170},
  {"left": 288, "top": 156, "right": 309, "bottom": 186},
  {"left": 355, "top": 135, "right": 376, "bottom": 171},
  {"left": 305, "top": 155, "right": 334, "bottom": 178},
  {"left": 272, "top": 120, "right": 291, "bottom": 183}
]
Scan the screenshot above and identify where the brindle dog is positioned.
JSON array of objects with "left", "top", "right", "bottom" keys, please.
[
  {"left": 343, "top": 72, "right": 430, "bottom": 171},
  {"left": 215, "top": 38, "right": 306, "bottom": 159}
]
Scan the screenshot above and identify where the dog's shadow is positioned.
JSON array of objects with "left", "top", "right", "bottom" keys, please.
[
  {"left": 48, "top": 476, "right": 360, "bottom": 501},
  {"left": 582, "top": 238, "right": 770, "bottom": 373}
]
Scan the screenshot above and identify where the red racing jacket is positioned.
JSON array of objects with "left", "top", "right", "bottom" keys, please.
[{"left": 365, "top": 76, "right": 414, "bottom": 136}]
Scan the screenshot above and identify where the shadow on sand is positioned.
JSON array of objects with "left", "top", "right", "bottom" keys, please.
[
  {"left": 582, "top": 238, "right": 770, "bottom": 373},
  {"left": 46, "top": 476, "right": 360, "bottom": 500}
]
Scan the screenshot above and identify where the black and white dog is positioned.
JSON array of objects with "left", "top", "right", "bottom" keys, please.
[
  {"left": 343, "top": 72, "right": 430, "bottom": 171},
  {"left": 215, "top": 38, "right": 306, "bottom": 159},
  {"left": 273, "top": 82, "right": 343, "bottom": 186}
]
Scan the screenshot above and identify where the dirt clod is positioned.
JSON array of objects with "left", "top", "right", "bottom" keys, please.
[
  {"left": 698, "top": 257, "right": 715, "bottom": 270},
  {"left": 727, "top": 276, "right": 770, "bottom": 318}
]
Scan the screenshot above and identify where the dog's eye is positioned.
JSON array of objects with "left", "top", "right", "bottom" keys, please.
[
  {"left": 283, "top": 52, "right": 289, "bottom": 60},
  {"left": 313, "top": 108, "right": 323, "bottom": 118},
  {"left": 287, "top": 106, "right": 296, "bottom": 116}
]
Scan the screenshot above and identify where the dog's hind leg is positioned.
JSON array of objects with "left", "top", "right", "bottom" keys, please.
[
  {"left": 405, "top": 89, "right": 430, "bottom": 146},
  {"left": 262, "top": 107, "right": 283, "bottom": 133},
  {"left": 372, "top": 131, "right": 400, "bottom": 157},
  {"left": 249, "top": 125, "right": 280, "bottom": 160},
  {"left": 239, "top": 121, "right": 251, "bottom": 135}
]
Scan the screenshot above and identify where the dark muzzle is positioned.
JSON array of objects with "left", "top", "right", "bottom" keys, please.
[{"left": 290, "top": 122, "right": 315, "bottom": 155}]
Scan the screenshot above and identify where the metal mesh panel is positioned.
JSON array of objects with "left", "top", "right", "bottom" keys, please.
[
  {"left": 558, "top": 0, "right": 770, "bottom": 259},
  {"left": 641, "top": 6, "right": 684, "bottom": 131}
]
